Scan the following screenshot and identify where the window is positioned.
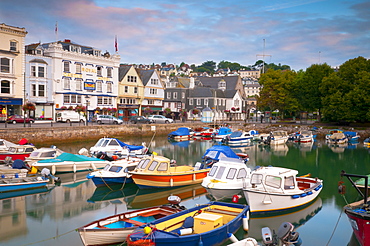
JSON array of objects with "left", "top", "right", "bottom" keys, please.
[
  {"left": 134, "top": 87, "right": 138, "bottom": 93},
  {"left": 107, "top": 82, "right": 112, "bottom": 93},
  {"left": 167, "top": 92, "right": 171, "bottom": 99},
  {"left": 128, "top": 76, "right": 137, "bottom": 82},
  {"left": 148, "top": 161, "right": 158, "bottom": 171},
  {"left": 209, "top": 166, "right": 218, "bottom": 177},
  {"left": 124, "top": 86, "right": 128, "bottom": 93},
  {"left": 284, "top": 176, "right": 295, "bottom": 189},
  {"left": 63, "top": 94, "right": 70, "bottom": 103},
  {"left": 173, "top": 92, "right": 177, "bottom": 99},
  {"left": 148, "top": 99, "right": 154, "bottom": 104},
  {"left": 71, "top": 94, "right": 77, "bottom": 103},
  {"left": 150, "top": 88, "right": 157, "bottom": 95},
  {"left": 151, "top": 78, "right": 158, "bottom": 85},
  {"left": 189, "top": 99, "right": 193, "bottom": 105},
  {"left": 96, "top": 81, "right": 102, "bottom": 92},
  {"left": 38, "top": 67, "right": 45, "bottom": 77},
  {"left": 265, "top": 175, "right": 281, "bottom": 189},
  {"left": 250, "top": 174, "right": 263, "bottom": 185},
  {"left": 76, "top": 79, "right": 82, "bottom": 91},
  {"left": 215, "top": 166, "right": 226, "bottom": 179},
  {"left": 31, "top": 66, "right": 36, "bottom": 77},
  {"left": 63, "top": 78, "right": 71, "bottom": 89},
  {"left": 97, "top": 97, "right": 103, "bottom": 104},
  {"left": 138, "top": 159, "right": 150, "bottom": 169},
  {"left": 10, "top": 41, "right": 17, "bottom": 51},
  {"left": 204, "top": 98, "right": 208, "bottom": 106},
  {"left": 182, "top": 92, "right": 185, "bottom": 99},
  {"left": 1, "top": 80, "right": 10, "bottom": 94},
  {"left": 237, "top": 169, "right": 248, "bottom": 179},
  {"left": 97, "top": 66, "right": 102, "bottom": 76},
  {"left": 32, "top": 84, "right": 36, "bottom": 96},
  {"left": 197, "top": 99, "right": 201, "bottom": 105},
  {"left": 226, "top": 168, "right": 237, "bottom": 179},
  {"left": 76, "top": 63, "right": 82, "bottom": 74},
  {"left": 107, "top": 67, "right": 112, "bottom": 77},
  {"left": 1, "top": 58, "right": 10, "bottom": 73},
  {"left": 38, "top": 85, "right": 45, "bottom": 97},
  {"left": 63, "top": 61, "right": 70, "bottom": 72},
  {"left": 157, "top": 162, "right": 168, "bottom": 171}
]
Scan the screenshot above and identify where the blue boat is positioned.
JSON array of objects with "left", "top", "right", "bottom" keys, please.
[
  {"left": 168, "top": 127, "right": 193, "bottom": 141},
  {"left": 0, "top": 177, "right": 49, "bottom": 193},
  {"left": 213, "top": 127, "right": 232, "bottom": 140},
  {"left": 127, "top": 201, "right": 249, "bottom": 246},
  {"left": 202, "top": 145, "right": 240, "bottom": 161},
  {"left": 344, "top": 131, "right": 360, "bottom": 143},
  {"left": 224, "top": 131, "right": 253, "bottom": 145}
]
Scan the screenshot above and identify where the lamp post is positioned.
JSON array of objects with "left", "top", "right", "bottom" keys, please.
[{"left": 85, "top": 95, "right": 90, "bottom": 126}]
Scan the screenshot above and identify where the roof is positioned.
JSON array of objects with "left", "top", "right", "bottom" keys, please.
[
  {"left": 196, "top": 76, "right": 240, "bottom": 90},
  {"left": 137, "top": 69, "right": 154, "bottom": 85},
  {"left": 119, "top": 65, "right": 131, "bottom": 81}
]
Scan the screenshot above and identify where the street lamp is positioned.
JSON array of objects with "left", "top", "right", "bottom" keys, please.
[{"left": 85, "top": 95, "right": 90, "bottom": 126}]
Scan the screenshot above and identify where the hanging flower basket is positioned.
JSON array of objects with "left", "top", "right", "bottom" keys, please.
[
  {"left": 224, "top": 110, "right": 230, "bottom": 113},
  {"left": 22, "top": 102, "right": 36, "bottom": 111},
  {"left": 144, "top": 107, "right": 153, "bottom": 116},
  {"left": 68, "top": 106, "right": 74, "bottom": 110},
  {"left": 164, "top": 108, "right": 171, "bottom": 115},
  {"left": 60, "top": 106, "right": 67, "bottom": 110},
  {"left": 231, "top": 107, "right": 236, "bottom": 112},
  {"left": 74, "top": 105, "right": 86, "bottom": 113},
  {"left": 191, "top": 108, "right": 200, "bottom": 115},
  {"left": 180, "top": 109, "right": 188, "bottom": 117}
]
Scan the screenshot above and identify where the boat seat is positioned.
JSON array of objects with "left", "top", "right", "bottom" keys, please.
[
  {"left": 122, "top": 219, "right": 145, "bottom": 226},
  {"left": 139, "top": 210, "right": 174, "bottom": 217}
]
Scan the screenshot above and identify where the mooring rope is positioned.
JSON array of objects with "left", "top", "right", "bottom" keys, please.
[
  {"left": 20, "top": 228, "right": 76, "bottom": 246},
  {"left": 325, "top": 194, "right": 346, "bottom": 246}
]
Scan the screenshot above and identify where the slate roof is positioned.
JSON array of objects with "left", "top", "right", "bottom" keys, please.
[
  {"left": 119, "top": 65, "right": 131, "bottom": 81},
  {"left": 196, "top": 76, "right": 240, "bottom": 90},
  {"left": 137, "top": 69, "right": 154, "bottom": 86}
]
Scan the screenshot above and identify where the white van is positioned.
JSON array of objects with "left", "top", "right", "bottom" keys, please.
[{"left": 56, "top": 111, "right": 86, "bottom": 123}]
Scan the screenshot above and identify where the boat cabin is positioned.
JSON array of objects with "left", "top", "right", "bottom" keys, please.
[
  {"left": 250, "top": 166, "right": 300, "bottom": 191},
  {"left": 133, "top": 156, "right": 200, "bottom": 174},
  {"left": 207, "top": 158, "right": 251, "bottom": 182},
  {"left": 90, "top": 138, "right": 146, "bottom": 156}
]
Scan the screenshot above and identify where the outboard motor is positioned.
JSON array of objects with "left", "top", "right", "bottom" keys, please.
[
  {"left": 276, "top": 222, "right": 302, "bottom": 246},
  {"left": 167, "top": 195, "right": 186, "bottom": 210}
]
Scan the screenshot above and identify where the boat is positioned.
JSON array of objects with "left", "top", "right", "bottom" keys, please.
[
  {"left": 32, "top": 152, "right": 109, "bottom": 174},
  {"left": 213, "top": 127, "right": 232, "bottom": 141},
  {"left": 344, "top": 131, "right": 360, "bottom": 143},
  {"left": 242, "top": 166, "right": 323, "bottom": 213},
  {"left": 0, "top": 167, "right": 29, "bottom": 178},
  {"left": 201, "top": 157, "right": 252, "bottom": 200},
  {"left": 263, "top": 131, "right": 289, "bottom": 145},
  {"left": 127, "top": 201, "right": 249, "bottom": 246},
  {"left": 364, "top": 137, "right": 370, "bottom": 147},
  {"left": 0, "top": 184, "right": 54, "bottom": 200},
  {"left": 24, "top": 146, "right": 64, "bottom": 165},
  {"left": 340, "top": 171, "right": 370, "bottom": 246},
  {"left": 327, "top": 132, "right": 348, "bottom": 144},
  {"left": 193, "top": 127, "right": 214, "bottom": 137},
  {"left": 0, "top": 176, "right": 49, "bottom": 193},
  {"left": 168, "top": 127, "right": 193, "bottom": 141},
  {"left": 0, "top": 139, "right": 16, "bottom": 152},
  {"left": 325, "top": 129, "right": 343, "bottom": 140},
  {"left": 89, "top": 137, "right": 148, "bottom": 157},
  {"left": 202, "top": 145, "right": 248, "bottom": 164},
  {"left": 78, "top": 201, "right": 185, "bottom": 246},
  {"left": 86, "top": 157, "right": 141, "bottom": 187},
  {"left": 224, "top": 131, "right": 253, "bottom": 145},
  {"left": 294, "top": 130, "right": 314, "bottom": 143},
  {"left": 129, "top": 155, "right": 210, "bottom": 189},
  {"left": 0, "top": 144, "right": 37, "bottom": 163}
]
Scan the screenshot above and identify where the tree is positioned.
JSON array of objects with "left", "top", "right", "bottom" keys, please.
[
  {"left": 193, "top": 61, "right": 216, "bottom": 74},
  {"left": 320, "top": 56, "right": 370, "bottom": 123}
]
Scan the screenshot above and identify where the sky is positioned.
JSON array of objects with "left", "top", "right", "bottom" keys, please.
[{"left": 1, "top": 0, "right": 369, "bottom": 71}]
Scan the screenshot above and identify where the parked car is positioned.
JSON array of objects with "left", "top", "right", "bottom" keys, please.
[
  {"left": 93, "top": 115, "right": 123, "bottom": 124},
  {"left": 130, "top": 116, "right": 152, "bottom": 124},
  {"left": 6, "top": 115, "right": 35, "bottom": 124},
  {"left": 148, "top": 115, "right": 174, "bottom": 124}
]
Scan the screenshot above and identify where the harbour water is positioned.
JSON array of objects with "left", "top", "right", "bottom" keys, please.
[{"left": 0, "top": 136, "right": 367, "bottom": 246}]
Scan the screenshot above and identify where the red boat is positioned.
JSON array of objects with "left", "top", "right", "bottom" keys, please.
[
  {"left": 341, "top": 171, "right": 370, "bottom": 246},
  {"left": 0, "top": 144, "right": 37, "bottom": 162}
]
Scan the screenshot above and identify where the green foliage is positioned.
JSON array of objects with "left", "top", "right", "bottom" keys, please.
[{"left": 193, "top": 61, "right": 216, "bottom": 74}]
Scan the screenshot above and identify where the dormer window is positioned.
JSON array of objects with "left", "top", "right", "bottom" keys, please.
[{"left": 218, "top": 79, "right": 226, "bottom": 90}]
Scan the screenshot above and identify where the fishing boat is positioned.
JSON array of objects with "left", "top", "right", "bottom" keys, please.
[
  {"left": 0, "top": 176, "right": 49, "bottom": 193},
  {"left": 327, "top": 132, "right": 348, "bottom": 144},
  {"left": 24, "top": 146, "right": 64, "bottom": 165},
  {"left": 168, "top": 127, "right": 193, "bottom": 141},
  {"left": 325, "top": 129, "right": 343, "bottom": 140},
  {"left": 32, "top": 152, "right": 109, "bottom": 174},
  {"left": 213, "top": 127, "right": 232, "bottom": 141},
  {"left": 89, "top": 137, "right": 148, "bottom": 157},
  {"left": 129, "top": 155, "right": 210, "bottom": 189},
  {"left": 263, "top": 131, "right": 289, "bottom": 145},
  {"left": 86, "top": 157, "right": 141, "bottom": 187},
  {"left": 78, "top": 201, "right": 185, "bottom": 246},
  {"left": 294, "top": 130, "right": 314, "bottom": 143},
  {"left": 127, "top": 201, "right": 249, "bottom": 246},
  {"left": 242, "top": 166, "right": 323, "bottom": 213},
  {"left": 354, "top": 174, "right": 370, "bottom": 190},
  {"left": 340, "top": 171, "right": 370, "bottom": 246},
  {"left": 201, "top": 157, "right": 252, "bottom": 200},
  {"left": 224, "top": 131, "right": 253, "bottom": 145},
  {"left": 0, "top": 144, "right": 37, "bottom": 163}
]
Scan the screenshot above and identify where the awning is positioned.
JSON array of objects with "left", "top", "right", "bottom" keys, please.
[{"left": 0, "top": 98, "right": 22, "bottom": 105}]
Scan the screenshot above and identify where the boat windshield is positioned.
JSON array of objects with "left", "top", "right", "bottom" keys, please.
[
  {"left": 226, "top": 168, "right": 237, "bottom": 179},
  {"left": 215, "top": 166, "right": 226, "bottom": 179},
  {"left": 109, "top": 166, "right": 123, "bottom": 173},
  {"left": 209, "top": 166, "right": 218, "bottom": 177},
  {"left": 237, "top": 169, "right": 248, "bottom": 179},
  {"left": 284, "top": 176, "right": 295, "bottom": 189},
  {"left": 265, "top": 175, "right": 282, "bottom": 189}
]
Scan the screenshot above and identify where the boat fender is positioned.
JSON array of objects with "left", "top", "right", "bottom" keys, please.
[
  {"left": 198, "top": 238, "right": 203, "bottom": 246},
  {"left": 143, "top": 226, "right": 152, "bottom": 234},
  {"left": 243, "top": 213, "right": 249, "bottom": 231},
  {"left": 86, "top": 174, "right": 95, "bottom": 179},
  {"left": 228, "top": 233, "right": 239, "bottom": 243},
  {"left": 232, "top": 194, "right": 242, "bottom": 203},
  {"left": 179, "top": 228, "right": 193, "bottom": 235}
]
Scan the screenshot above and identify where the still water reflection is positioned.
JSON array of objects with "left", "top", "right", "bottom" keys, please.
[{"left": 1, "top": 137, "right": 368, "bottom": 246}]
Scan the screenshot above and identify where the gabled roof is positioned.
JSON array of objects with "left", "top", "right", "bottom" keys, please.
[
  {"left": 119, "top": 65, "right": 132, "bottom": 81},
  {"left": 224, "top": 89, "right": 238, "bottom": 99},
  {"left": 196, "top": 76, "right": 240, "bottom": 90},
  {"left": 137, "top": 69, "right": 154, "bottom": 86}
]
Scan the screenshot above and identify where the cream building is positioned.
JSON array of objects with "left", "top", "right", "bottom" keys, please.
[{"left": 0, "top": 23, "right": 28, "bottom": 121}]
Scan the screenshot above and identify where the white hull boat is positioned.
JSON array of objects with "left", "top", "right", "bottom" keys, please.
[{"left": 243, "top": 166, "right": 323, "bottom": 213}]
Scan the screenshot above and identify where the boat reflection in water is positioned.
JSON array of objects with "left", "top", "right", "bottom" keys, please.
[
  {"left": 87, "top": 183, "right": 139, "bottom": 204},
  {"left": 128, "top": 183, "right": 207, "bottom": 209},
  {"left": 246, "top": 197, "right": 322, "bottom": 242}
]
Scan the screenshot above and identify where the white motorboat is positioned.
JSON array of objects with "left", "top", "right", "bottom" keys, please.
[
  {"left": 24, "top": 146, "right": 64, "bottom": 165},
  {"left": 243, "top": 166, "right": 323, "bottom": 213},
  {"left": 89, "top": 137, "right": 148, "bottom": 157},
  {"left": 201, "top": 157, "right": 252, "bottom": 200},
  {"left": 263, "top": 131, "right": 289, "bottom": 145}
]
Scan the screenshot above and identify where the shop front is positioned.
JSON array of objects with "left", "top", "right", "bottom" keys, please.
[
  {"left": 0, "top": 97, "right": 23, "bottom": 122},
  {"left": 117, "top": 104, "right": 140, "bottom": 122}
]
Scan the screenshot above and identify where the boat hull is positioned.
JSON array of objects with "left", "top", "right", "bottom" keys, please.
[
  {"left": 0, "top": 179, "right": 49, "bottom": 192},
  {"left": 345, "top": 206, "right": 370, "bottom": 246},
  {"left": 91, "top": 176, "right": 133, "bottom": 186},
  {"left": 33, "top": 161, "right": 108, "bottom": 174},
  {"left": 131, "top": 170, "right": 209, "bottom": 188},
  {"left": 0, "top": 153, "right": 31, "bottom": 161},
  {"left": 243, "top": 184, "right": 322, "bottom": 213}
]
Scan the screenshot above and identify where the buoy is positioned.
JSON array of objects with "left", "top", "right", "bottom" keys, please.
[
  {"left": 243, "top": 213, "right": 249, "bottom": 231},
  {"left": 30, "top": 166, "right": 38, "bottom": 174},
  {"left": 143, "top": 226, "right": 152, "bottom": 234},
  {"left": 228, "top": 233, "right": 239, "bottom": 243},
  {"left": 232, "top": 194, "right": 242, "bottom": 203}
]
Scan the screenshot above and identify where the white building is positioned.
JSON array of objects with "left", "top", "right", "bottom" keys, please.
[
  {"left": 37, "top": 39, "right": 120, "bottom": 121},
  {"left": 138, "top": 69, "right": 164, "bottom": 115}
]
